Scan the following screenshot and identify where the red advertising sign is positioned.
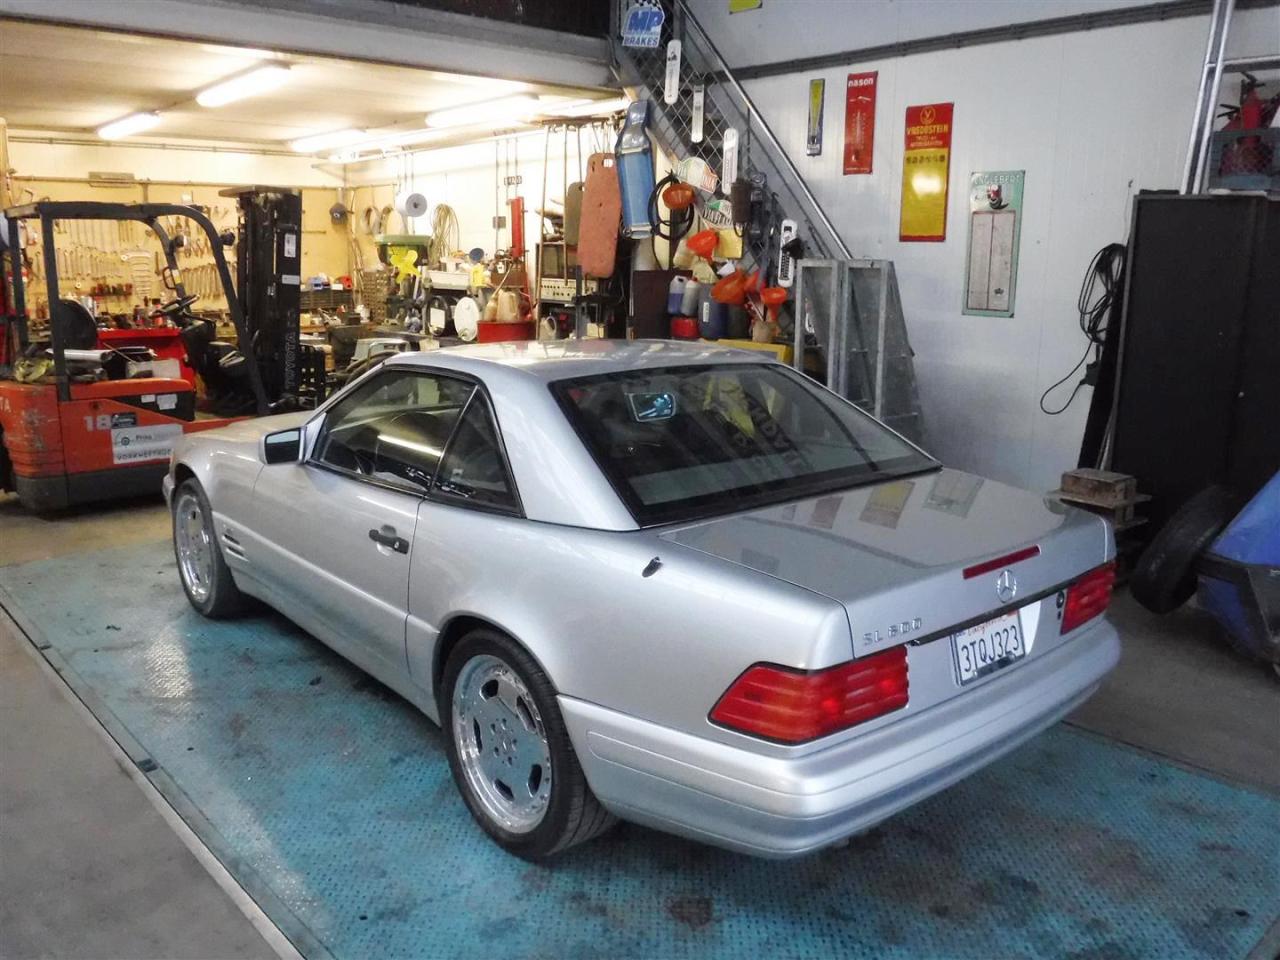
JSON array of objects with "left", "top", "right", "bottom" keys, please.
[
  {"left": 899, "top": 102, "right": 954, "bottom": 242},
  {"left": 842, "top": 71, "right": 877, "bottom": 175}
]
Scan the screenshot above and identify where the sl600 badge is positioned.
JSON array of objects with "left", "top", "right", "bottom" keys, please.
[{"left": 864, "top": 617, "right": 923, "bottom": 645}]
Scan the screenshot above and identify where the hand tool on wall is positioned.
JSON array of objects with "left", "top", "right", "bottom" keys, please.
[{"left": 776, "top": 219, "right": 798, "bottom": 288}]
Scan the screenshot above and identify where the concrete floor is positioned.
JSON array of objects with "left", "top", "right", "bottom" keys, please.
[
  {"left": 0, "top": 495, "right": 281, "bottom": 960},
  {"left": 1, "top": 490, "right": 1277, "bottom": 958},
  {"left": 1072, "top": 590, "right": 1280, "bottom": 794}
]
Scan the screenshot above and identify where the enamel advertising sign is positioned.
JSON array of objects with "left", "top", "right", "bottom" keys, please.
[
  {"left": 842, "top": 72, "right": 877, "bottom": 175},
  {"left": 899, "top": 102, "right": 954, "bottom": 241}
]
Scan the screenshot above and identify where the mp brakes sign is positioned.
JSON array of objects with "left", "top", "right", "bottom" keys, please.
[
  {"left": 111, "top": 424, "right": 183, "bottom": 465},
  {"left": 621, "top": 0, "right": 664, "bottom": 48}
]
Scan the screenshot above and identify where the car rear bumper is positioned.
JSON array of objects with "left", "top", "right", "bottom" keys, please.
[{"left": 559, "top": 618, "right": 1119, "bottom": 858}]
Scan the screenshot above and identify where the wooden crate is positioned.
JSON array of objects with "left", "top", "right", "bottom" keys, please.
[
  {"left": 1059, "top": 469, "right": 1137, "bottom": 507},
  {"left": 1050, "top": 494, "right": 1150, "bottom": 529}
]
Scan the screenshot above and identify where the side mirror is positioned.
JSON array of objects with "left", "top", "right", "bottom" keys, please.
[{"left": 263, "top": 428, "right": 302, "bottom": 464}]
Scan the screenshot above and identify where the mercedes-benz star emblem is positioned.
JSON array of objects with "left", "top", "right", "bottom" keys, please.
[{"left": 995, "top": 569, "right": 1018, "bottom": 604}]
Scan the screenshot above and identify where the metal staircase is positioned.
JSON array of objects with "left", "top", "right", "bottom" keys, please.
[
  {"left": 610, "top": 0, "right": 925, "bottom": 445},
  {"left": 611, "top": 0, "right": 850, "bottom": 268}
]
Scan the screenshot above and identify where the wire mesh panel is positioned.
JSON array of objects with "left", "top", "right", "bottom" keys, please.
[
  {"left": 794, "top": 259, "right": 925, "bottom": 446},
  {"left": 612, "top": 0, "right": 839, "bottom": 269},
  {"left": 1207, "top": 128, "right": 1280, "bottom": 192}
]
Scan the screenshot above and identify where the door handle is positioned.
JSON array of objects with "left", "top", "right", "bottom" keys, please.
[{"left": 368, "top": 527, "right": 409, "bottom": 555}]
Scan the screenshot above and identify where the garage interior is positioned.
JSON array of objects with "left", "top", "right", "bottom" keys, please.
[{"left": 1, "top": 1, "right": 1278, "bottom": 959}]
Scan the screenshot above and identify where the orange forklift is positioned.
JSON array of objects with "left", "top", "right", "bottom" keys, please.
[{"left": 1, "top": 194, "right": 320, "bottom": 511}]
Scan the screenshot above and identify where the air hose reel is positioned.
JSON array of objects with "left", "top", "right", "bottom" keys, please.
[{"left": 648, "top": 173, "right": 696, "bottom": 268}]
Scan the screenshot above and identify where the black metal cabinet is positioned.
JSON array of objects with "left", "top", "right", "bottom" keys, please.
[{"left": 1111, "top": 194, "right": 1280, "bottom": 533}]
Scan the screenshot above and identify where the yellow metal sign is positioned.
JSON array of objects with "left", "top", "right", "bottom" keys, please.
[{"left": 899, "top": 103, "right": 954, "bottom": 242}]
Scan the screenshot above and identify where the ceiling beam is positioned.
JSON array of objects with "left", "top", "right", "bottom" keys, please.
[{"left": 0, "top": 0, "right": 616, "bottom": 91}]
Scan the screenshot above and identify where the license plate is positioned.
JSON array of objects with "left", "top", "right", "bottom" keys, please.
[{"left": 952, "top": 610, "right": 1025, "bottom": 685}]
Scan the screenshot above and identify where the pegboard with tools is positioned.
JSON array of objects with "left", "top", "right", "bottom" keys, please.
[{"left": 13, "top": 195, "right": 242, "bottom": 323}]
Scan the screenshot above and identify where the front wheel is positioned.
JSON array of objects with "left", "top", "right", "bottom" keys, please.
[
  {"left": 442, "top": 629, "right": 615, "bottom": 859},
  {"left": 172, "top": 478, "right": 245, "bottom": 618}
]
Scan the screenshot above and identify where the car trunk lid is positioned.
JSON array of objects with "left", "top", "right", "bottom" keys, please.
[{"left": 658, "top": 469, "right": 1108, "bottom": 658}]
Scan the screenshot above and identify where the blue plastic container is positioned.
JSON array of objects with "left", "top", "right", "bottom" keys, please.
[{"left": 697, "top": 287, "right": 726, "bottom": 340}]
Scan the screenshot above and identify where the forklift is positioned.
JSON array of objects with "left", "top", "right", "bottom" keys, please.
[{"left": 0, "top": 190, "right": 323, "bottom": 511}]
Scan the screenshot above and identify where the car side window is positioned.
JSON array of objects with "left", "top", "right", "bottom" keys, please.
[
  {"left": 432, "top": 393, "right": 520, "bottom": 514},
  {"left": 314, "top": 369, "right": 474, "bottom": 493}
]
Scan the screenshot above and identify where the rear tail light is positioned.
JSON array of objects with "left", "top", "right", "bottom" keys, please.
[
  {"left": 709, "top": 647, "right": 909, "bottom": 744},
  {"left": 1061, "top": 562, "right": 1117, "bottom": 634}
]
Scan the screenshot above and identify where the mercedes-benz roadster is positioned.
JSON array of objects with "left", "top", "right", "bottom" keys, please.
[{"left": 165, "top": 341, "right": 1119, "bottom": 859}]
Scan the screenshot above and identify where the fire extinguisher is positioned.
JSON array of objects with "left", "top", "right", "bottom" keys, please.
[{"left": 1218, "top": 73, "right": 1278, "bottom": 176}]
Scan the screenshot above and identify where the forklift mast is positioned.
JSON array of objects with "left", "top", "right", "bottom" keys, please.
[
  {"left": 220, "top": 187, "right": 303, "bottom": 402},
  {"left": 2, "top": 200, "right": 269, "bottom": 412}
]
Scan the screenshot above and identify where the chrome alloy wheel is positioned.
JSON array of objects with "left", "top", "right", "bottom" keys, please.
[
  {"left": 451, "top": 654, "right": 552, "bottom": 833},
  {"left": 174, "top": 489, "right": 214, "bottom": 603}
]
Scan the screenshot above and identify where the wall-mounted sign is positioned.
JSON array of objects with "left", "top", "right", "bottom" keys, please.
[
  {"left": 963, "top": 170, "right": 1024, "bottom": 317},
  {"left": 899, "top": 102, "right": 954, "bottom": 242},
  {"left": 729, "top": 0, "right": 763, "bottom": 11},
  {"left": 843, "top": 72, "right": 877, "bottom": 175},
  {"left": 806, "top": 79, "right": 825, "bottom": 157},
  {"left": 621, "top": 0, "right": 665, "bottom": 48}
]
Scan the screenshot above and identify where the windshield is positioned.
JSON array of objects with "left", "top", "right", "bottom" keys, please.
[{"left": 552, "top": 363, "right": 937, "bottom": 526}]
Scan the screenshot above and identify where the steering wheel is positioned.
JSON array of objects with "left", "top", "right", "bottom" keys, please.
[{"left": 153, "top": 294, "right": 200, "bottom": 319}]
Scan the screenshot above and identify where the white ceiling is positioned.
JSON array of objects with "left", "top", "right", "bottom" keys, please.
[{"left": 0, "top": 19, "right": 615, "bottom": 149}]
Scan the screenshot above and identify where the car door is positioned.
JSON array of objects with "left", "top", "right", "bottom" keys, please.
[
  {"left": 249, "top": 367, "right": 474, "bottom": 680},
  {"left": 405, "top": 389, "right": 525, "bottom": 699}
]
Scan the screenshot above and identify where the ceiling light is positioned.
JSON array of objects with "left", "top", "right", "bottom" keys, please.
[
  {"left": 541, "top": 97, "right": 631, "bottom": 119},
  {"left": 196, "top": 64, "right": 292, "bottom": 108},
  {"left": 290, "top": 128, "right": 367, "bottom": 153},
  {"left": 97, "top": 112, "right": 162, "bottom": 140},
  {"left": 446, "top": 76, "right": 530, "bottom": 94},
  {"left": 425, "top": 95, "right": 540, "bottom": 129}
]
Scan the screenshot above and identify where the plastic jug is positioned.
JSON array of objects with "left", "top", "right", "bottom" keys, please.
[
  {"left": 697, "top": 286, "right": 726, "bottom": 340},
  {"left": 667, "top": 275, "right": 689, "bottom": 313},
  {"left": 680, "top": 279, "right": 701, "bottom": 315}
]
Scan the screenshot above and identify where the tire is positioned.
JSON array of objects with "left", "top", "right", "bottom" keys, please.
[
  {"left": 0, "top": 430, "right": 12, "bottom": 493},
  {"left": 442, "top": 628, "right": 615, "bottom": 859},
  {"left": 1130, "top": 485, "right": 1241, "bottom": 615},
  {"left": 171, "top": 478, "right": 246, "bottom": 618}
]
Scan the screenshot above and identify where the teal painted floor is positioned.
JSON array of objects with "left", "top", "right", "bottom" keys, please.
[{"left": 2, "top": 539, "right": 1277, "bottom": 960}]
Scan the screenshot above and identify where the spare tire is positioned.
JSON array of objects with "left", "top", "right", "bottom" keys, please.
[{"left": 1130, "top": 485, "right": 1241, "bottom": 614}]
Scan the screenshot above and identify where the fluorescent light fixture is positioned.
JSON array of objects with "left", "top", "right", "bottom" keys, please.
[
  {"left": 97, "top": 112, "right": 162, "bottom": 140},
  {"left": 425, "top": 95, "right": 540, "bottom": 129},
  {"left": 446, "top": 76, "right": 530, "bottom": 94},
  {"left": 196, "top": 64, "right": 292, "bottom": 108},
  {"left": 542, "top": 97, "right": 631, "bottom": 119},
  {"left": 290, "top": 128, "right": 367, "bottom": 153}
]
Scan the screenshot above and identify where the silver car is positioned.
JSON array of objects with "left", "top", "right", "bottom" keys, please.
[{"left": 164, "top": 341, "right": 1119, "bottom": 860}]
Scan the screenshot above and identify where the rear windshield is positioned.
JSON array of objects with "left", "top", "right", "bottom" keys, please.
[{"left": 552, "top": 363, "right": 937, "bottom": 526}]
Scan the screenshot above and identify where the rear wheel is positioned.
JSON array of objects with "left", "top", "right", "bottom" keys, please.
[
  {"left": 172, "top": 478, "right": 245, "bottom": 617},
  {"left": 442, "top": 628, "right": 614, "bottom": 859},
  {"left": 1130, "top": 485, "right": 1241, "bottom": 615},
  {"left": 0, "top": 430, "right": 12, "bottom": 493}
]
